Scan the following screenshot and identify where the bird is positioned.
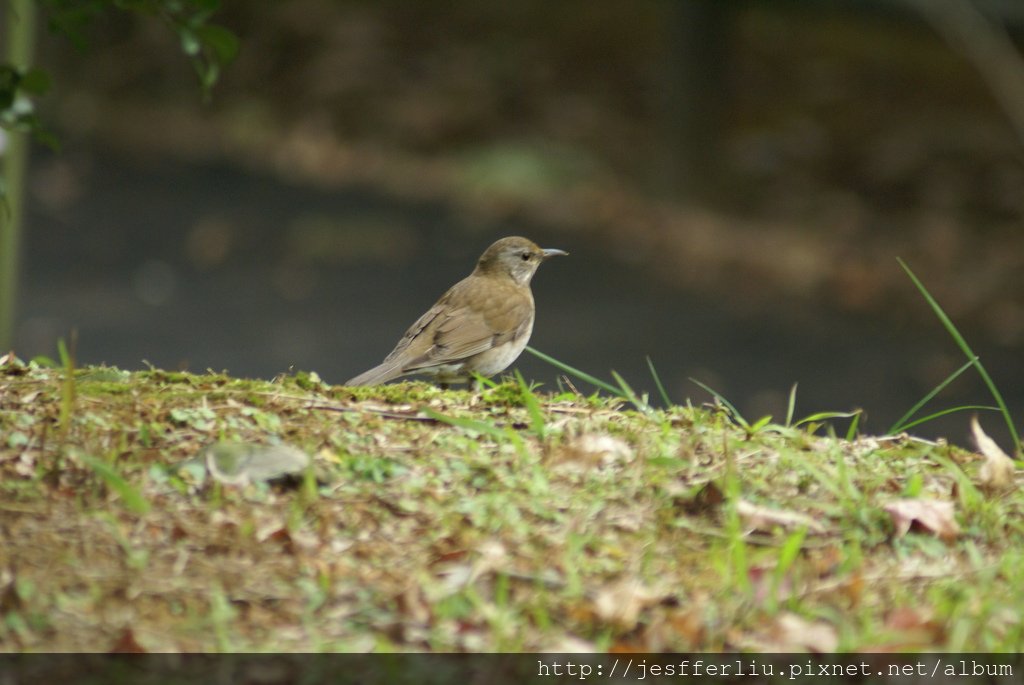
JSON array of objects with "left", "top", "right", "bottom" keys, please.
[{"left": 345, "top": 236, "right": 567, "bottom": 387}]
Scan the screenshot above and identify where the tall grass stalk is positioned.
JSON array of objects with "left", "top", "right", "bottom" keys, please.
[{"left": 898, "top": 258, "right": 1019, "bottom": 450}]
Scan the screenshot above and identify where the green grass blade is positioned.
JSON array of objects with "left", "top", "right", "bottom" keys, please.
[
  {"left": 772, "top": 526, "right": 808, "bottom": 607},
  {"left": 931, "top": 453, "right": 982, "bottom": 512},
  {"left": 646, "top": 355, "right": 672, "bottom": 407},
  {"left": 792, "top": 458, "right": 845, "bottom": 501},
  {"left": 834, "top": 442, "right": 857, "bottom": 501},
  {"left": 80, "top": 454, "right": 151, "bottom": 514},
  {"left": 844, "top": 410, "right": 861, "bottom": 441},
  {"left": 785, "top": 383, "right": 798, "bottom": 427},
  {"left": 888, "top": 357, "right": 978, "bottom": 434},
  {"left": 748, "top": 415, "right": 773, "bottom": 433},
  {"left": 57, "top": 337, "right": 76, "bottom": 434},
  {"left": 896, "top": 405, "right": 999, "bottom": 433},
  {"left": 470, "top": 372, "right": 499, "bottom": 389},
  {"left": 525, "top": 346, "right": 624, "bottom": 397},
  {"left": 794, "top": 410, "right": 861, "bottom": 428},
  {"left": 422, "top": 407, "right": 519, "bottom": 444},
  {"left": 57, "top": 337, "right": 72, "bottom": 368},
  {"left": 611, "top": 370, "right": 652, "bottom": 414},
  {"left": 898, "top": 258, "right": 1020, "bottom": 449},
  {"left": 689, "top": 377, "right": 749, "bottom": 429},
  {"left": 722, "top": 474, "right": 751, "bottom": 595},
  {"left": 514, "top": 369, "right": 546, "bottom": 438}
]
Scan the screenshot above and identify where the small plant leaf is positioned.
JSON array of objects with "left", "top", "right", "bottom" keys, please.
[
  {"left": 19, "top": 68, "right": 50, "bottom": 95},
  {"left": 196, "top": 24, "right": 240, "bottom": 64}
]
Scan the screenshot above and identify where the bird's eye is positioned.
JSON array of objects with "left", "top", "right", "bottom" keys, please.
[{"left": 520, "top": 252, "right": 531, "bottom": 261}]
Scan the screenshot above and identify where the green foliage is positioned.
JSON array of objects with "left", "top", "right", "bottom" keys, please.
[
  {"left": 41, "top": 0, "right": 239, "bottom": 92},
  {"left": 0, "top": 63, "right": 51, "bottom": 138},
  {"left": 1, "top": 0, "right": 237, "bottom": 140}
]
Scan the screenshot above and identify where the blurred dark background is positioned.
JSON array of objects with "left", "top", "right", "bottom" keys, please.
[{"left": 12, "top": 0, "right": 1024, "bottom": 445}]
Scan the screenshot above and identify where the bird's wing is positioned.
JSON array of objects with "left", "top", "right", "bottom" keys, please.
[
  {"left": 414, "top": 306, "right": 499, "bottom": 365},
  {"left": 351, "top": 275, "right": 533, "bottom": 382},
  {"left": 367, "top": 280, "right": 488, "bottom": 372},
  {"left": 380, "top": 301, "right": 449, "bottom": 364},
  {"left": 405, "top": 281, "right": 533, "bottom": 370}
]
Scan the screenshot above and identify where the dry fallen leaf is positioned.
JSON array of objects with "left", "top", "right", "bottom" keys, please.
[
  {"left": 773, "top": 612, "right": 838, "bottom": 653},
  {"left": 435, "top": 540, "right": 508, "bottom": 596},
  {"left": 859, "top": 607, "right": 946, "bottom": 651},
  {"left": 840, "top": 570, "right": 864, "bottom": 607},
  {"left": 677, "top": 480, "right": 724, "bottom": 515},
  {"left": 883, "top": 499, "right": 960, "bottom": 540},
  {"left": 108, "top": 627, "right": 147, "bottom": 653},
  {"left": 592, "top": 578, "right": 661, "bottom": 630},
  {"left": 396, "top": 583, "right": 432, "bottom": 627},
  {"left": 0, "top": 572, "right": 23, "bottom": 614},
  {"left": 971, "top": 416, "right": 1016, "bottom": 492},
  {"left": 748, "top": 565, "right": 795, "bottom": 604},
  {"left": 885, "top": 607, "right": 945, "bottom": 643},
  {"left": 561, "top": 434, "right": 634, "bottom": 467},
  {"left": 544, "top": 635, "right": 598, "bottom": 653},
  {"left": 736, "top": 499, "right": 827, "bottom": 533}
]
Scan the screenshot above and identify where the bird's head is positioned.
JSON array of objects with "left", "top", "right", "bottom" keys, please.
[{"left": 476, "top": 236, "right": 567, "bottom": 285}]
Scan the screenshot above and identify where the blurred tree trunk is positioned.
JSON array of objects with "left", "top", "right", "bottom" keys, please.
[
  {"left": 1, "top": 0, "right": 36, "bottom": 352},
  {"left": 664, "top": 0, "right": 732, "bottom": 202}
]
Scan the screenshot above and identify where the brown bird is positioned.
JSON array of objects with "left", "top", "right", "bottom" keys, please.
[{"left": 346, "top": 236, "right": 567, "bottom": 386}]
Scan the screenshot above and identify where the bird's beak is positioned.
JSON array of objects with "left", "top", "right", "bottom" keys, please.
[{"left": 542, "top": 248, "right": 568, "bottom": 259}]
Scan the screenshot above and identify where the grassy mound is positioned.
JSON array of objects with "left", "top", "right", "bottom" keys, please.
[{"left": 1, "top": 360, "right": 1020, "bottom": 651}]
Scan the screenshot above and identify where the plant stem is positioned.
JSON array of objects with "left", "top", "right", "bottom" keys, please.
[{"left": 0, "top": 0, "right": 37, "bottom": 350}]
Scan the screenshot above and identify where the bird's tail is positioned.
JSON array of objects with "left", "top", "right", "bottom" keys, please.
[{"left": 344, "top": 361, "right": 406, "bottom": 386}]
